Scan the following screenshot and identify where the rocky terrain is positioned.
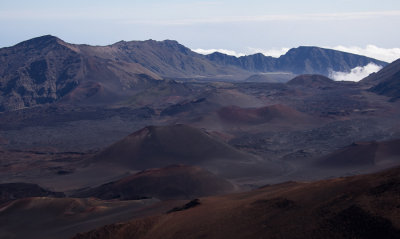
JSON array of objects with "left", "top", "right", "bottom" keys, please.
[
  {"left": 72, "top": 166, "right": 400, "bottom": 239},
  {"left": 72, "top": 165, "right": 236, "bottom": 200},
  {"left": 0, "top": 36, "right": 399, "bottom": 239},
  {"left": 0, "top": 35, "right": 387, "bottom": 111},
  {"left": 0, "top": 196, "right": 181, "bottom": 239}
]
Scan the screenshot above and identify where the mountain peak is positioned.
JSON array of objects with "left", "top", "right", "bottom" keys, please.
[
  {"left": 16, "top": 35, "right": 62, "bottom": 46},
  {"left": 13, "top": 35, "right": 65, "bottom": 51},
  {"left": 154, "top": 39, "right": 191, "bottom": 53},
  {"left": 277, "top": 46, "right": 387, "bottom": 75},
  {"left": 160, "top": 39, "right": 180, "bottom": 45},
  {"left": 282, "top": 46, "right": 332, "bottom": 57},
  {"left": 113, "top": 39, "right": 191, "bottom": 54}
]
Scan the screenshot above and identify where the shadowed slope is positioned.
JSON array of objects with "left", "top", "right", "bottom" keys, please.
[
  {"left": 277, "top": 46, "right": 387, "bottom": 75},
  {"left": 361, "top": 58, "right": 400, "bottom": 100},
  {"left": 0, "top": 35, "right": 84, "bottom": 111},
  {"left": 73, "top": 166, "right": 400, "bottom": 239},
  {"left": 316, "top": 139, "right": 400, "bottom": 168},
  {"left": 72, "top": 165, "right": 236, "bottom": 200},
  {"left": 0, "top": 197, "right": 171, "bottom": 239},
  {"left": 0, "top": 35, "right": 162, "bottom": 111},
  {"left": 217, "top": 104, "right": 310, "bottom": 125},
  {"left": 0, "top": 183, "right": 65, "bottom": 205}
]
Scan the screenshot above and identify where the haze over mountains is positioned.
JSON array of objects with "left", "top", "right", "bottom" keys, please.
[{"left": 1, "top": 35, "right": 400, "bottom": 239}]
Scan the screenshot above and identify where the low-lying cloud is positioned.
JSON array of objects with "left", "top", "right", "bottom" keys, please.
[
  {"left": 194, "top": 45, "right": 400, "bottom": 63},
  {"left": 192, "top": 48, "right": 245, "bottom": 57},
  {"left": 329, "top": 63, "right": 383, "bottom": 82},
  {"left": 192, "top": 47, "right": 290, "bottom": 58},
  {"left": 330, "top": 45, "right": 400, "bottom": 63},
  {"left": 247, "top": 47, "right": 290, "bottom": 58}
]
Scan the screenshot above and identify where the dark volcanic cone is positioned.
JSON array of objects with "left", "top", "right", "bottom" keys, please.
[{"left": 93, "top": 124, "right": 253, "bottom": 170}]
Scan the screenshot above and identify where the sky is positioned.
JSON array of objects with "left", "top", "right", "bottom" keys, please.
[{"left": 1, "top": 0, "right": 400, "bottom": 63}]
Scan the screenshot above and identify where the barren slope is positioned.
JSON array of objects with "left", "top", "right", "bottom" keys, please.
[
  {"left": 72, "top": 165, "right": 236, "bottom": 200},
  {"left": 73, "top": 166, "right": 400, "bottom": 239},
  {"left": 93, "top": 124, "right": 255, "bottom": 170}
]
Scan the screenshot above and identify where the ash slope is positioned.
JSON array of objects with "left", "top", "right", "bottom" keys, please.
[
  {"left": 0, "top": 183, "right": 65, "bottom": 205},
  {"left": 316, "top": 139, "right": 400, "bottom": 169},
  {"left": 73, "top": 166, "right": 400, "bottom": 239},
  {"left": 72, "top": 165, "right": 236, "bottom": 200},
  {"left": 0, "top": 196, "right": 175, "bottom": 239},
  {"left": 91, "top": 124, "right": 264, "bottom": 179},
  {"left": 93, "top": 124, "right": 254, "bottom": 169}
]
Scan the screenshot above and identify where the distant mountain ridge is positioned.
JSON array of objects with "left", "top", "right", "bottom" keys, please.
[
  {"left": 0, "top": 35, "right": 388, "bottom": 111},
  {"left": 206, "top": 46, "right": 387, "bottom": 75},
  {"left": 0, "top": 35, "right": 163, "bottom": 111}
]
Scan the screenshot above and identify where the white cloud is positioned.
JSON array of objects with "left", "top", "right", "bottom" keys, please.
[
  {"left": 193, "top": 45, "right": 400, "bottom": 63},
  {"left": 329, "top": 63, "right": 383, "bottom": 82},
  {"left": 329, "top": 45, "right": 400, "bottom": 63},
  {"left": 247, "top": 47, "right": 290, "bottom": 57},
  {"left": 192, "top": 48, "right": 245, "bottom": 57},
  {"left": 192, "top": 47, "right": 290, "bottom": 58}
]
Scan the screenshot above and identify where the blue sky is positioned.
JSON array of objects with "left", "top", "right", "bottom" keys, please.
[{"left": 1, "top": 0, "right": 400, "bottom": 61}]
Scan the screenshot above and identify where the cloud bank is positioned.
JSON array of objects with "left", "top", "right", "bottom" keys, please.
[
  {"left": 247, "top": 47, "right": 290, "bottom": 58},
  {"left": 330, "top": 45, "right": 400, "bottom": 63},
  {"left": 192, "top": 48, "right": 245, "bottom": 57},
  {"left": 194, "top": 45, "right": 400, "bottom": 63},
  {"left": 192, "top": 47, "right": 290, "bottom": 58},
  {"left": 329, "top": 63, "right": 383, "bottom": 82}
]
